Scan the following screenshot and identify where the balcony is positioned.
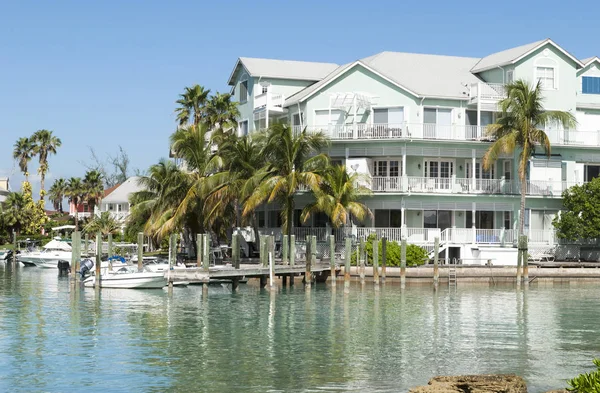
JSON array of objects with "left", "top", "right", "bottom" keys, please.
[
  {"left": 253, "top": 92, "right": 285, "bottom": 112},
  {"left": 371, "top": 176, "right": 514, "bottom": 195},
  {"left": 469, "top": 82, "right": 506, "bottom": 105}
]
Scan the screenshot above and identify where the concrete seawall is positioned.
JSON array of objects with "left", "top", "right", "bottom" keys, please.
[{"left": 344, "top": 265, "right": 600, "bottom": 283}]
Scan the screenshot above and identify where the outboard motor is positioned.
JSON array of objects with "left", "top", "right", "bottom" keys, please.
[
  {"left": 79, "top": 258, "right": 94, "bottom": 278},
  {"left": 57, "top": 260, "right": 71, "bottom": 276}
]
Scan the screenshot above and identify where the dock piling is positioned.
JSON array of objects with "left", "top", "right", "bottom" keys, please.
[
  {"left": 203, "top": 233, "right": 210, "bottom": 271},
  {"left": 137, "top": 232, "right": 143, "bottom": 272},
  {"left": 329, "top": 235, "right": 336, "bottom": 283},
  {"left": 71, "top": 231, "right": 79, "bottom": 277},
  {"left": 344, "top": 237, "right": 351, "bottom": 289},
  {"left": 84, "top": 233, "right": 89, "bottom": 257},
  {"left": 108, "top": 233, "right": 113, "bottom": 258},
  {"left": 373, "top": 237, "right": 379, "bottom": 285},
  {"left": 522, "top": 235, "right": 529, "bottom": 284},
  {"left": 359, "top": 237, "right": 365, "bottom": 283},
  {"left": 517, "top": 235, "right": 525, "bottom": 285},
  {"left": 232, "top": 233, "right": 240, "bottom": 269},
  {"left": 433, "top": 236, "right": 439, "bottom": 286},
  {"left": 400, "top": 237, "right": 407, "bottom": 287},
  {"left": 12, "top": 231, "right": 17, "bottom": 265},
  {"left": 197, "top": 234, "right": 203, "bottom": 268},
  {"left": 282, "top": 235, "right": 289, "bottom": 265},
  {"left": 95, "top": 232, "right": 102, "bottom": 288},
  {"left": 290, "top": 235, "right": 295, "bottom": 285},
  {"left": 268, "top": 236, "right": 275, "bottom": 290},
  {"left": 381, "top": 237, "right": 387, "bottom": 283},
  {"left": 305, "top": 236, "right": 312, "bottom": 289}
]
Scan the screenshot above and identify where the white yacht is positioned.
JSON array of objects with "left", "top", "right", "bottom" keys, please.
[
  {"left": 18, "top": 238, "right": 72, "bottom": 268},
  {"left": 82, "top": 265, "right": 167, "bottom": 289}
]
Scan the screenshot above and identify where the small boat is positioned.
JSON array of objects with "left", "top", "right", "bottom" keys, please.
[
  {"left": 0, "top": 249, "right": 13, "bottom": 262},
  {"left": 82, "top": 266, "right": 167, "bottom": 289},
  {"left": 18, "top": 238, "right": 72, "bottom": 268}
]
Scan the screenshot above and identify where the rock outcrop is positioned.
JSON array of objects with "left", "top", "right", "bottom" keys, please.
[{"left": 409, "top": 374, "right": 528, "bottom": 393}]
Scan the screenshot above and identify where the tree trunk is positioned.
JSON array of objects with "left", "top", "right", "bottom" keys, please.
[
  {"left": 40, "top": 174, "right": 45, "bottom": 200},
  {"left": 519, "top": 174, "right": 526, "bottom": 236}
]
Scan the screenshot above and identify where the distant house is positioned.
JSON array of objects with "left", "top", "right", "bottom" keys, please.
[
  {"left": 68, "top": 182, "right": 120, "bottom": 219},
  {"left": 0, "top": 178, "right": 10, "bottom": 203},
  {"left": 96, "top": 177, "right": 143, "bottom": 222}
]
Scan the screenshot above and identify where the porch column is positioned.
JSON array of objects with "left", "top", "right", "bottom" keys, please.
[
  {"left": 476, "top": 84, "right": 481, "bottom": 130},
  {"left": 353, "top": 94, "right": 357, "bottom": 139},
  {"left": 265, "top": 93, "right": 269, "bottom": 129},
  {"left": 402, "top": 146, "right": 407, "bottom": 191},
  {"left": 471, "top": 150, "right": 477, "bottom": 191},
  {"left": 472, "top": 202, "right": 476, "bottom": 244},
  {"left": 328, "top": 95, "right": 332, "bottom": 135}
]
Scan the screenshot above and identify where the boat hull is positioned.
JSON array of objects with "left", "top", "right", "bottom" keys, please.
[{"left": 83, "top": 273, "right": 167, "bottom": 289}]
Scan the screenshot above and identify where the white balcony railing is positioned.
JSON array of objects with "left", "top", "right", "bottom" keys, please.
[
  {"left": 254, "top": 92, "right": 285, "bottom": 110},
  {"left": 371, "top": 176, "right": 513, "bottom": 195},
  {"left": 470, "top": 82, "right": 507, "bottom": 101}
]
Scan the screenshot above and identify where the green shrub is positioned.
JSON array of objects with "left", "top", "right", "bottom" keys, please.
[
  {"left": 351, "top": 234, "right": 428, "bottom": 267},
  {"left": 567, "top": 358, "right": 600, "bottom": 392}
]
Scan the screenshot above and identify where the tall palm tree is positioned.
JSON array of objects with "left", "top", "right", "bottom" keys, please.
[
  {"left": 2, "top": 192, "right": 26, "bottom": 235},
  {"left": 12, "top": 137, "right": 35, "bottom": 182},
  {"left": 83, "top": 212, "right": 120, "bottom": 236},
  {"left": 301, "top": 165, "right": 372, "bottom": 228},
  {"left": 205, "top": 93, "right": 241, "bottom": 133},
  {"left": 32, "top": 129, "right": 62, "bottom": 198},
  {"left": 83, "top": 170, "right": 104, "bottom": 215},
  {"left": 65, "top": 177, "right": 85, "bottom": 231},
  {"left": 483, "top": 80, "right": 576, "bottom": 235},
  {"left": 175, "top": 85, "right": 211, "bottom": 126},
  {"left": 243, "top": 124, "right": 329, "bottom": 238},
  {"left": 48, "top": 178, "right": 67, "bottom": 213}
]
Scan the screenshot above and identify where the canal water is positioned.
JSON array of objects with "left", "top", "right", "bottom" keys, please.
[{"left": 1, "top": 263, "right": 599, "bottom": 393}]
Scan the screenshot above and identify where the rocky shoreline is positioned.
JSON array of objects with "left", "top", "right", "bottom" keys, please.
[{"left": 409, "top": 375, "right": 567, "bottom": 393}]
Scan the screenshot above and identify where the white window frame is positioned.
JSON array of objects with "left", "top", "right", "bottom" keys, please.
[
  {"left": 373, "top": 159, "right": 402, "bottom": 177},
  {"left": 503, "top": 211, "right": 512, "bottom": 230},
  {"left": 239, "top": 80, "right": 248, "bottom": 103},
  {"left": 506, "top": 70, "right": 514, "bottom": 84},
  {"left": 423, "top": 158, "right": 455, "bottom": 178},
  {"left": 238, "top": 119, "right": 249, "bottom": 136},
  {"left": 466, "top": 160, "right": 495, "bottom": 179},
  {"left": 535, "top": 66, "right": 556, "bottom": 90},
  {"left": 371, "top": 106, "right": 405, "bottom": 126}
]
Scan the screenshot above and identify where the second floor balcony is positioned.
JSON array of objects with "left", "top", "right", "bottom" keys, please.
[{"left": 254, "top": 91, "right": 285, "bottom": 112}]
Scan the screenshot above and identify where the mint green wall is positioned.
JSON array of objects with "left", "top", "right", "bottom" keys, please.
[
  {"left": 232, "top": 69, "right": 255, "bottom": 132},
  {"left": 479, "top": 68, "right": 505, "bottom": 84},
  {"left": 513, "top": 44, "right": 578, "bottom": 111},
  {"left": 256, "top": 78, "right": 313, "bottom": 102},
  {"left": 303, "top": 65, "right": 420, "bottom": 126},
  {"left": 576, "top": 61, "right": 600, "bottom": 107}
]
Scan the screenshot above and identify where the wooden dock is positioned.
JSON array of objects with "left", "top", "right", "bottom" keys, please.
[{"left": 168, "top": 263, "right": 337, "bottom": 289}]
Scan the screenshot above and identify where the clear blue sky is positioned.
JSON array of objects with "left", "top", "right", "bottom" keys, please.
[{"left": 0, "top": 0, "right": 597, "bottom": 198}]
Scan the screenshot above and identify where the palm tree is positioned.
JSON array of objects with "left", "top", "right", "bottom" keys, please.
[
  {"left": 12, "top": 137, "right": 35, "bottom": 182},
  {"left": 65, "top": 177, "right": 85, "bottom": 231},
  {"left": 2, "top": 192, "right": 27, "bottom": 235},
  {"left": 32, "top": 129, "right": 62, "bottom": 198},
  {"left": 48, "top": 178, "right": 67, "bottom": 213},
  {"left": 243, "top": 124, "right": 329, "bottom": 238},
  {"left": 205, "top": 93, "right": 240, "bottom": 134},
  {"left": 483, "top": 80, "right": 576, "bottom": 235},
  {"left": 83, "top": 170, "right": 104, "bottom": 215},
  {"left": 175, "top": 85, "right": 211, "bottom": 126},
  {"left": 83, "top": 212, "right": 120, "bottom": 236},
  {"left": 301, "top": 165, "right": 372, "bottom": 228}
]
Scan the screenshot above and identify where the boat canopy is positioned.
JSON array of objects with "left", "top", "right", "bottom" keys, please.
[{"left": 43, "top": 239, "right": 72, "bottom": 251}]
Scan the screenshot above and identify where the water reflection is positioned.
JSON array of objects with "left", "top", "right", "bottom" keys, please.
[{"left": 2, "top": 267, "right": 600, "bottom": 392}]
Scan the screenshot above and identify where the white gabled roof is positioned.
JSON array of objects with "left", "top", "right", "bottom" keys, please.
[
  {"left": 102, "top": 177, "right": 143, "bottom": 204},
  {"left": 227, "top": 57, "right": 338, "bottom": 86},
  {"left": 362, "top": 51, "right": 481, "bottom": 99},
  {"left": 471, "top": 38, "right": 583, "bottom": 73}
]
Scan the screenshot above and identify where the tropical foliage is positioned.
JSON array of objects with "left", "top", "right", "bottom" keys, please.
[
  {"left": 31, "top": 129, "right": 62, "bottom": 198},
  {"left": 48, "top": 178, "right": 67, "bottom": 212},
  {"left": 13, "top": 137, "right": 35, "bottom": 181},
  {"left": 83, "top": 212, "right": 121, "bottom": 236},
  {"left": 567, "top": 358, "right": 600, "bottom": 392},
  {"left": 351, "top": 234, "right": 428, "bottom": 267},
  {"left": 483, "top": 80, "right": 576, "bottom": 235},
  {"left": 553, "top": 178, "right": 600, "bottom": 241},
  {"left": 65, "top": 177, "right": 85, "bottom": 231}
]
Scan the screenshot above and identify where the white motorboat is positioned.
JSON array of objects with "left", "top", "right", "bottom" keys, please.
[
  {"left": 0, "top": 249, "right": 13, "bottom": 262},
  {"left": 82, "top": 266, "right": 167, "bottom": 289},
  {"left": 18, "top": 238, "right": 72, "bottom": 268}
]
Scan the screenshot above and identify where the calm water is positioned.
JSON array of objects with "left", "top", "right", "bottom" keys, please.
[{"left": 1, "top": 264, "right": 599, "bottom": 393}]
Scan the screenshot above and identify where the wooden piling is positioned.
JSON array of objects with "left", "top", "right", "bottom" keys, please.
[
  {"left": 71, "top": 231, "right": 78, "bottom": 276},
  {"left": 108, "top": 233, "right": 113, "bottom": 258},
  {"left": 202, "top": 233, "right": 210, "bottom": 271},
  {"left": 232, "top": 233, "right": 240, "bottom": 269},
  {"left": 197, "top": 234, "right": 203, "bottom": 268},
  {"left": 95, "top": 232, "right": 102, "bottom": 288},
  {"left": 344, "top": 237, "right": 351, "bottom": 288},
  {"left": 329, "top": 235, "right": 336, "bottom": 283},
  {"left": 359, "top": 237, "right": 365, "bottom": 283},
  {"left": 311, "top": 235, "right": 317, "bottom": 265},
  {"left": 517, "top": 235, "right": 525, "bottom": 285},
  {"left": 137, "top": 232, "right": 144, "bottom": 272},
  {"left": 12, "top": 231, "right": 17, "bottom": 264},
  {"left": 522, "top": 235, "right": 529, "bottom": 283},
  {"left": 268, "top": 236, "right": 275, "bottom": 290},
  {"left": 373, "top": 237, "right": 379, "bottom": 285},
  {"left": 305, "top": 236, "right": 312, "bottom": 289},
  {"left": 259, "top": 275, "right": 267, "bottom": 288},
  {"left": 260, "top": 235, "right": 267, "bottom": 267},
  {"left": 289, "top": 234, "right": 295, "bottom": 285},
  {"left": 84, "top": 233, "right": 89, "bottom": 256},
  {"left": 433, "top": 236, "right": 440, "bottom": 286},
  {"left": 74, "top": 231, "right": 81, "bottom": 271},
  {"left": 400, "top": 237, "right": 407, "bottom": 287},
  {"left": 282, "top": 235, "right": 289, "bottom": 265},
  {"left": 381, "top": 237, "right": 387, "bottom": 283}
]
